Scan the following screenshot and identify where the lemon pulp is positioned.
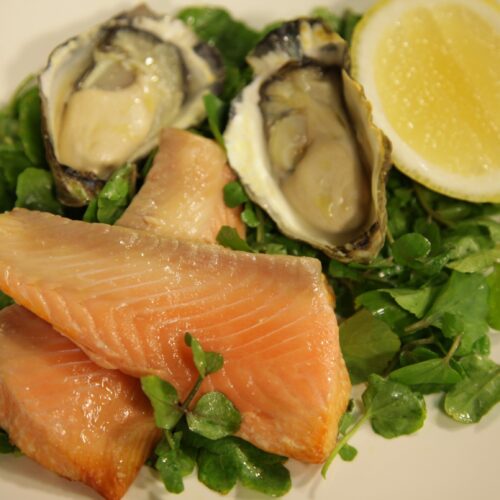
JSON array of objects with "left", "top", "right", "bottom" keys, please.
[
  {"left": 366, "top": 3, "right": 500, "bottom": 184},
  {"left": 374, "top": 3, "right": 499, "bottom": 179}
]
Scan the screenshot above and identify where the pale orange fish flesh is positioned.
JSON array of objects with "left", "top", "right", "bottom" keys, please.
[{"left": 0, "top": 209, "right": 351, "bottom": 463}]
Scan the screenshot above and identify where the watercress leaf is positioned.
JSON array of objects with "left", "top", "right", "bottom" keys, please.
[
  {"left": 329, "top": 259, "right": 364, "bottom": 281},
  {"left": 252, "top": 241, "right": 285, "bottom": 255},
  {"left": 399, "top": 347, "right": 439, "bottom": 367},
  {"left": 203, "top": 93, "right": 226, "bottom": 148},
  {"left": 217, "top": 438, "right": 291, "bottom": 496},
  {"left": 230, "top": 437, "right": 288, "bottom": 465},
  {"left": 0, "top": 111, "right": 19, "bottom": 145},
  {"left": 424, "top": 271, "right": 489, "bottom": 354},
  {"left": 83, "top": 198, "right": 98, "bottom": 223},
  {"left": 414, "top": 219, "right": 442, "bottom": 254},
  {"left": 241, "top": 202, "right": 260, "bottom": 228},
  {"left": 363, "top": 374, "right": 426, "bottom": 438},
  {"left": 0, "top": 146, "right": 33, "bottom": 191},
  {"left": 0, "top": 291, "right": 14, "bottom": 310},
  {"left": 444, "top": 355, "right": 500, "bottom": 423},
  {"left": 447, "top": 246, "right": 500, "bottom": 273},
  {"left": 216, "top": 225, "right": 254, "bottom": 252},
  {"left": 381, "top": 287, "right": 436, "bottom": 318},
  {"left": 205, "top": 352, "right": 224, "bottom": 375},
  {"left": 338, "top": 400, "right": 357, "bottom": 435},
  {"left": 178, "top": 420, "right": 213, "bottom": 450},
  {"left": 487, "top": 265, "right": 500, "bottom": 330},
  {"left": 197, "top": 448, "right": 238, "bottom": 494},
  {"left": 185, "top": 333, "right": 206, "bottom": 378},
  {"left": 156, "top": 448, "right": 195, "bottom": 494},
  {"left": 187, "top": 392, "right": 241, "bottom": 439},
  {"left": 15, "top": 167, "right": 62, "bottom": 214},
  {"left": 0, "top": 175, "right": 15, "bottom": 212},
  {"left": 5, "top": 74, "right": 37, "bottom": 117},
  {"left": 154, "top": 435, "right": 172, "bottom": 457},
  {"left": 140, "top": 376, "right": 183, "bottom": 430},
  {"left": 465, "top": 218, "right": 500, "bottom": 243},
  {"left": 339, "top": 443, "right": 358, "bottom": 462},
  {"left": 340, "top": 10, "right": 362, "bottom": 44},
  {"left": 392, "top": 233, "right": 431, "bottom": 266},
  {"left": 141, "top": 147, "right": 158, "bottom": 178},
  {"left": 18, "top": 87, "right": 45, "bottom": 165},
  {"left": 440, "top": 312, "right": 464, "bottom": 338},
  {"left": 310, "top": 7, "right": 342, "bottom": 32},
  {"left": 0, "top": 429, "right": 18, "bottom": 454},
  {"left": 471, "top": 335, "right": 490, "bottom": 356},
  {"left": 223, "top": 180, "right": 248, "bottom": 208},
  {"left": 389, "top": 358, "right": 462, "bottom": 394},
  {"left": 220, "top": 64, "right": 253, "bottom": 102},
  {"left": 355, "top": 291, "right": 414, "bottom": 333},
  {"left": 340, "top": 309, "right": 401, "bottom": 384},
  {"left": 177, "top": 7, "right": 259, "bottom": 67},
  {"left": 444, "top": 227, "right": 493, "bottom": 261},
  {"left": 96, "top": 162, "right": 136, "bottom": 225}
]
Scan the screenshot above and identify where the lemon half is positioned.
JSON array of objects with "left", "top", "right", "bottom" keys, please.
[{"left": 351, "top": 0, "right": 500, "bottom": 202}]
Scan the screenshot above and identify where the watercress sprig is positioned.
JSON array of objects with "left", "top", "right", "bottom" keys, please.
[{"left": 141, "top": 333, "right": 291, "bottom": 496}]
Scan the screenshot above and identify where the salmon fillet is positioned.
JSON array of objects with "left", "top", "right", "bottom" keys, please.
[
  {"left": 0, "top": 130, "right": 246, "bottom": 498},
  {"left": 0, "top": 209, "right": 350, "bottom": 463},
  {"left": 117, "top": 128, "right": 245, "bottom": 241},
  {"left": 0, "top": 305, "right": 160, "bottom": 500}
]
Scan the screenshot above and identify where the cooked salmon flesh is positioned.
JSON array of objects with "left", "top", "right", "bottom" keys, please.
[{"left": 0, "top": 208, "right": 350, "bottom": 463}]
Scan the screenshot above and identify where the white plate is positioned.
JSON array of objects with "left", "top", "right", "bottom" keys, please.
[{"left": 0, "top": 1, "right": 499, "bottom": 499}]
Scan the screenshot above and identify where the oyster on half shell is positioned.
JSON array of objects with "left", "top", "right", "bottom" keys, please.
[
  {"left": 224, "top": 19, "right": 391, "bottom": 262},
  {"left": 39, "top": 5, "right": 224, "bottom": 206}
]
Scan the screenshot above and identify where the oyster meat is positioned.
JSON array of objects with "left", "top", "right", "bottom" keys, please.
[
  {"left": 224, "top": 19, "right": 391, "bottom": 262},
  {"left": 39, "top": 5, "right": 224, "bottom": 206}
]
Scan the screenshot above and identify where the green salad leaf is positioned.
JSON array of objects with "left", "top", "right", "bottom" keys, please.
[
  {"left": 18, "top": 87, "right": 45, "bottom": 166},
  {"left": 177, "top": 7, "right": 258, "bottom": 101},
  {"left": 177, "top": 7, "right": 259, "bottom": 68},
  {"left": 340, "top": 309, "right": 401, "bottom": 384},
  {"left": 141, "top": 377, "right": 183, "bottom": 430},
  {"left": 389, "top": 358, "right": 462, "bottom": 394},
  {"left": 83, "top": 162, "right": 136, "bottom": 225},
  {"left": 444, "top": 355, "right": 500, "bottom": 423},
  {"left": 0, "top": 291, "right": 14, "bottom": 310},
  {"left": 187, "top": 392, "right": 241, "bottom": 440},
  {"left": 203, "top": 94, "right": 226, "bottom": 148},
  {"left": 15, "top": 167, "right": 62, "bottom": 214},
  {"left": 487, "top": 265, "right": 500, "bottom": 330},
  {"left": 363, "top": 374, "right": 426, "bottom": 438},
  {"left": 216, "top": 225, "right": 255, "bottom": 252},
  {"left": 0, "top": 429, "right": 19, "bottom": 454},
  {"left": 223, "top": 180, "right": 248, "bottom": 208}
]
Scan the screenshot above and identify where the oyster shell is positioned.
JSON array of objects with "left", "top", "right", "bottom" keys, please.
[
  {"left": 39, "top": 5, "right": 224, "bottom": 206},
  {"left": 224, "top": 19, "right": 391, "bottom": 262}
]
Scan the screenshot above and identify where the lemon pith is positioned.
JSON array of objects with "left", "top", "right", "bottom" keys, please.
[{"left": 351, "top": 0, "right": 500, "bottom": 202}]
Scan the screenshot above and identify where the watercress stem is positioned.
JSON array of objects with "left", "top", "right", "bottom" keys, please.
[
  {"left": 444, "top": 334, "right": 462, "bottom": 363},
  {"left": 404, "top": 318, "right": 432, "bottom": 334},
  {"left": 165, "top": 430, "right": 176, "bottom": 450},
  {"left": 255, "top": 206, "right": 265, "bottom": 243},
  {"left": 321, "top": 411, "right": 370, "bottom": 477},
  {"left": 414, "top": 185, "right": 455, "bottom": 228},
  {"left": 181, "top": 376, "right": 203, "bottom": 411}
]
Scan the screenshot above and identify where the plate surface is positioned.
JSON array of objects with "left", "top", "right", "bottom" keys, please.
[{"left": 0, "top": 1, "right": 498, "bottom": 499}]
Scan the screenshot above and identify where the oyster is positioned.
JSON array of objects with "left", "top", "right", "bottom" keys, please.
[
  {"left": 224, "top": 19, "right": 391, "bottom": 262},
  {"left": 39, "top": 5, "right": 224, "bottom": 206}
]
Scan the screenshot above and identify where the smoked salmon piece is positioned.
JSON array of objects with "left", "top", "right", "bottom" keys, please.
[
  {"left": 0, "top": 305, "right": 160, "bottom": 500},
  {"left": 0, "top": 130, "right": 246, "bottom": 498},
  {"left": 117, "top": 128, "right": 245, "bottom": 241},
  {"left": 0, "top": 209, "right": 350, "bottom": 463}
]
